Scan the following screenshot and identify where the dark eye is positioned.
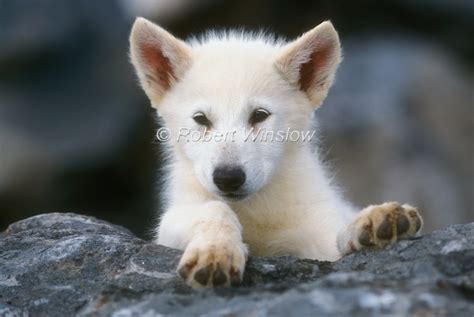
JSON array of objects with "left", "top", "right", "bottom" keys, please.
[
  {"left": 249, "top": 108, "right": 271, "bottom": 125},
  {"left": 193, "top": 112, "right": 212, "bottom": 127}
]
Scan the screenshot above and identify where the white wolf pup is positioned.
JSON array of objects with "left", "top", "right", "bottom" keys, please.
[{"left": 129, "top": 18, "right": 423, "bottom": 288}]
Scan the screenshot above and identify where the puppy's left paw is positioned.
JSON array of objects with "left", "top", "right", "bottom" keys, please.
[
  {"left": 338, "top": 202, "right": 423, "bottom": 255},
  {"left": 177, "top": 238, "right": 247, "bottom": 288}
]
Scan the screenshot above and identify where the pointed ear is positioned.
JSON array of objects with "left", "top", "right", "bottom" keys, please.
[
  {"left": 129, "top": 17, "right": 192, "bottom": 107},
  {"left": 275, "top": 21, "right": 341, "bottom": 107}
]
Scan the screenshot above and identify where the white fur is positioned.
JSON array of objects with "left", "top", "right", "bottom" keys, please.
[{"left": 129, "top": 18, "right": 422, "bottom": 287}]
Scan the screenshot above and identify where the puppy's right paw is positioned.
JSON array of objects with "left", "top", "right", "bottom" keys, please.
[{"left": 177, "top": 239, "right": 247, "bottom": 288}]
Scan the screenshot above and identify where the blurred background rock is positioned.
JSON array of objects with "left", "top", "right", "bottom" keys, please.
[{"left": 0, "top": 0, "right": 472, "bottom": 238}]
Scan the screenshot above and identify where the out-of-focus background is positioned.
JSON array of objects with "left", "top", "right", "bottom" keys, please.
[{"left": 0, "top": 0, "right": 472, "bottom": 239}]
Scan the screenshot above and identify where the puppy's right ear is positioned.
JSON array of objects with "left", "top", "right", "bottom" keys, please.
[{"left": 130, "top": 17, "right": 192, "bottom": 107}]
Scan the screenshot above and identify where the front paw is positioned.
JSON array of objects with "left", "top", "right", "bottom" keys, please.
[
  {"left": 342, "top": 202, "right": 423, "bottom": 253},
  {"left": 177, "top": 239, "right": 247, "bottom": 288}
]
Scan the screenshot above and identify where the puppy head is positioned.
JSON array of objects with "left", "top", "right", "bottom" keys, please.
[{"left": 130, "top": 18, "right": 341, "bottom": 201}]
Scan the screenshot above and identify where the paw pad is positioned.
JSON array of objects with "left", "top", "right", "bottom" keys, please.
[
  {"left": 396, "top": 214, "right": 410, "bottom": 234},
  {"left": 194, "top": 263, "right": 213, "bottom": 286},
  {"left": 359, "top": 225, "right": 375, "bottom": 247},
  {"left": 212, "top": 266, "right": 227, "bottom": 286},
  {"left": 376, "top": 216, "right": 394, "bottom": 240}
]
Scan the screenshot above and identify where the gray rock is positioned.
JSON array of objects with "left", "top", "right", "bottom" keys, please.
[
  {"left": 0, "top": 0, "right": 155, "bottom": 236},
  {"left": 1, "top": 213, "right": 473, "bottom": 316}
]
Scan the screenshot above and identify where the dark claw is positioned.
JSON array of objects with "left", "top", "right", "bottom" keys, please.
[
  {"left": 359, "top": 229, "right": 375, "bottom": 246},
  {"left": 415, "top": 216, "right": 422, "bottom": 232},
  {"left": 230, "top": 268, "right": 241, "bottom": 286},
  {"left": 194, "top": 263, "right": 213, "bottom": 286},
  {"left": 178, "top": 265, "right": 190, "bottom": 279},
  {"left": 376, "top": 217, "right": 393, "bottom": 240},
  {"left": 408, "top": 210, "right": 422, "bottom": 232},
  {"left": 396, "top": 214, "right": 410, "bottom": 234},
  {"left": 212, "top": 266, "right": 227, "bottom": 287}
]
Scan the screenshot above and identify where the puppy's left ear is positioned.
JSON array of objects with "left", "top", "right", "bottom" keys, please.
[{"left": 275, "top": 21, "right": 341, "bottom": 107}]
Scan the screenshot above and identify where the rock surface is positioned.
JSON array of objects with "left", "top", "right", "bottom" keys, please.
[{"left": 0, "top": 213, "right": 473, "bottom": 316}]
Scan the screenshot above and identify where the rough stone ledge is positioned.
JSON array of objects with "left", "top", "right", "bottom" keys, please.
[{"left": 0, "top": 213, "right": 473, "bottom": 316}]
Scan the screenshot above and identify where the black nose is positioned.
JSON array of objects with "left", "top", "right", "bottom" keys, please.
[{"left": 213, "top": 166, "right": 246, "bottom": 193}]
